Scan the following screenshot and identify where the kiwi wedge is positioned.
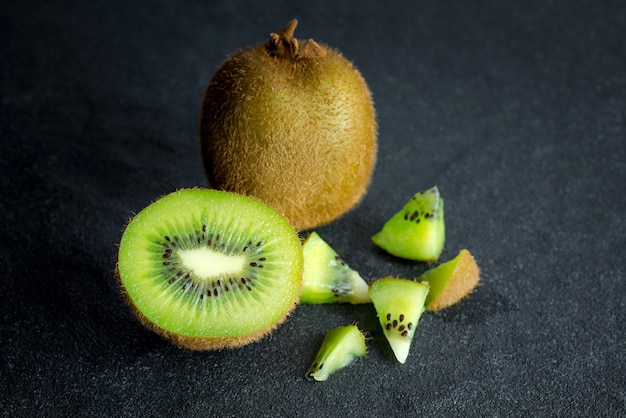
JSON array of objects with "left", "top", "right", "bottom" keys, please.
[
  {"left": 368, "top": 277, "right": 429, "bottom": 364},
  {"left": 116, "top": 189, "right": 303, "bottom": 350},
  {"left": 306, "top": 325, "right": 367, "bottom": 382},
  {"left": 300, "top": 232, "right": 370, "bottom": 304},
  {"left": 417, "top": 249, "right": 480, "bottom": 311},
  {"left": 372, "top": 186, "right": 445, "bottom": 262}
]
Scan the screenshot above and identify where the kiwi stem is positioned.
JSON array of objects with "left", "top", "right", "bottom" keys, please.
[
  {"left": 280, "top": 19, "right": 298, "bottom": 39},
  {"left": 267, "top": 19, "right": 326, "bottom": 60}
]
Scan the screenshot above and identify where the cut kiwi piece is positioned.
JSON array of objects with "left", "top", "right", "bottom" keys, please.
[
  {"left": 306, "top": 325, "right": 367, "bottom": 382},
  {"left": 116, "top": 188, "right": 303, "bottom": 350},
  {"left": 372, "top": 186, "right": 445, "bottom": 262},
  {"left": 417, "top": 249, "right": 480, "bottom": 311},
  {"left": 300, "top": 232, "right": 370, "bottom": 304},
  {"left": 368, "top": 277, "right": 429, "bottom": 364}
]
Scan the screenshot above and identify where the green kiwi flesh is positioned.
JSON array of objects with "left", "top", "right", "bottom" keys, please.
[
  {"left": 306, "top": 325, "right": 367, "bottom": 381},
  {"left": 368, "top": 277, "right": 429, "bottom": 364},
  {"left": 372, "top": 186, "right": 445, "bottom": 262},
  {"left": 300, "top": 232, "right": 370, "bottom": 304},
  {"left": 417, "top": 249, "right": 480, "bottom": 311},
  {"left": 116, "top": 189, "right": 303, "bottom": 350}
]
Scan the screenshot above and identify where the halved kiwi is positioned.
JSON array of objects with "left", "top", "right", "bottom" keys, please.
[
  {"left": 306, "top": 324, "right": 367, "bottom": 382},
  {"left": 368, "top": 277, "right": 429, "bottom": 364},
  {"left": 300, "top": 232, "right": 370, "bottom": 304},
  {"left": 417, "top": 249, "right": 480, "bottom": 311},
  {"left": 116, "top": 189, "right": 303, "bottom": 350}
]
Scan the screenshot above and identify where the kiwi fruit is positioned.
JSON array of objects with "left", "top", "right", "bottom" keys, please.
[
  {"left": 300, "top": 231, "right": 370, "bottom": 304},
  {"left": 199, "top": 19, "right": 378, "bottom": 231},
  {"left": 368, "top": 277, "right": 429, "bottom": 363},
  {"left": 418, "top": 249, "right": 480, "bottom": 311},
  {"left": 306, "top": 325, "right": 367, "bottom": 382},
  {"left": 116, "top": 188, "right": 303, "bottom": 350},
  {"left": 372, "top": 186, "right": 445, "bottom": 262}
]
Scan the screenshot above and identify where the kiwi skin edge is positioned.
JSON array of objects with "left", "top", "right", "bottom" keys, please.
[
  {"left": 199, "top": 19, "right": 378, "bottom": 231},
  {"left": 117, "top": 282, "right": 295, "bottom": 350}
]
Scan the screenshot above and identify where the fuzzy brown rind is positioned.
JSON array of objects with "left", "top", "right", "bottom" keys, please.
[
  {"left": 199, "top": 20, "right": 378, "bottom": 231},
  {"left": 427, "top": 250, "right": 480, "bottom": 311}
]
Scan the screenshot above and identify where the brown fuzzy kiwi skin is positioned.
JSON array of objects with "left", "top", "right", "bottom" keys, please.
[
  {"left": 199, "top": 20, "right": 378, "bottom": 231},
  {"left": 114, "top": 190, "right": 303, "bottom": 351},
  {"left": 427, "top": 250, "right": 480, "bottom": 311}
]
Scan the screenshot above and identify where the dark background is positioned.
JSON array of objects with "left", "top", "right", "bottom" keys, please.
[{"left": 2, "top": 0, "right": 625, "bottom": 416}]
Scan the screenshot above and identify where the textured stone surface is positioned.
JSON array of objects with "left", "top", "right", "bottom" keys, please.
[{"left": 2, "top": 0, "right": 625, "bottom": 415}]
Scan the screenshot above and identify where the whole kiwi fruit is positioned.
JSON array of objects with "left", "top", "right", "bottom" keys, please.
[{"left": 200, "top": 19, "right": 377, "bottom": 231}]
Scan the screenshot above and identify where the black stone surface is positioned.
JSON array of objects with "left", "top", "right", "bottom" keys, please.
[{"left": 2, "top": 0, "right": 625, "bottom": 416}]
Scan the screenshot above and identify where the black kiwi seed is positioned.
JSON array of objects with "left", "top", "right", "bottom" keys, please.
[
  {"left": 334, "top": 255, "right": 347, "bottom": 267},
  {"left": 382, "top": 313, "right": 413, "bottom": 337}
]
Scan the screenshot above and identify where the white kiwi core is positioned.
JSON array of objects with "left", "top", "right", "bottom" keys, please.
[{"left": 179, "top": 247, "right": 246, "bottom": 280}]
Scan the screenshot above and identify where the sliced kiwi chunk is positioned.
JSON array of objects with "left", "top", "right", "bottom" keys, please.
[
  {"left": 116, "top": 189, "right": 303, "bottom": 350},
  {"left": 306, "top": 325, "right": 367, "bottom": 382},
  {"left": 368, "top": 277, "right": 429, "bottom": 364},
  {"left": 300, "top": 232, "right": 370, "bottom": 304},
  {"left": 372, "top": 186, "right": 445, "bottom": 262},
  {"left": 417, "top": 249, "right": 480, "bottom": 311}
]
